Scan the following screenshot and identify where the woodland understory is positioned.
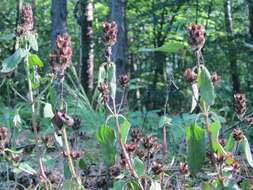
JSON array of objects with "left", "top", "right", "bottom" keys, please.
[{"left": 0, "top": 0, "right": 253, "bottom": 190}]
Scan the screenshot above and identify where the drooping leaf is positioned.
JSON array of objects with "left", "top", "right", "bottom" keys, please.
[
  {"left": 120, "top": 119, "right": 131, "bottom": 144},
  {"left": 26, "top": 31, "right": 38, "bottom": 51},
  {"left": 60, "top": 179, "right": 85, "bottom": 190},
  {"left": 241, "top": 137, "right": 253, "bottom": 168},
  {"left": 1, "top": 48, "right": 27, "bottom": 73},
  {"left": 197, "top": 66, "right": 215, "bottom": 106},
  {"left": 96, "top": 124, "right": 116, "bottom": 166},
  {"left": 209, "top": 120, "right": 226, "bottom": 155},
  {"left": 191, "top": 83, "right": 199, "bottom": 112},
  {"left": 186, "top": 123, "right": 206, "bottom": 175},
  {"left": 43, "top": 103, "right": 54, "bottom": 119},
  {"left": 133, "top": 157, "right": 145, "bottom": 177},
  {"left": 150, "top": 180, "right": 162, "bottom": 190},
  {"left": 29, "top": 53, "right": 43, "bottom": 67}
]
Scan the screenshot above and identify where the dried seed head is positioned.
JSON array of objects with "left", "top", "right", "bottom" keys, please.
[
  {"left": 52, "top": 112, "right": 74, "bottom": 129},
  {"left": 179, "top": 162, "right": 188, "bottom": 175},
  {"left": 234, "top": 93, "right": 247, "bottom": 119},
  {"left": 70, "top": 151, "right": 83, "bottom": 160},
  {"left": 0, "top": 126, "right": 8, "bottom": 152},
  {"left": 187, "top": 23, "right": 205, "bottom": 51},
  {"left": 143, "top": 136, "right": 162, "bottom": 154},
  {"left": 119, "top": 74, "right": 129, "bottom": 88},
  {"left": 218, "top": 138, "right": 227, "bottom": 147},
  {"left": 246, "top": 116, "right": 253, "bottom": 125},
  {"left": 151, "top": 161, "right": 164, "bottom": 175},
  {"left": 131, "top": 128, "right": 142, "bottom": 143},
  {"left": 98, "top": 81, "right": 109, "bottom": 103},
  {"left": 124, "top": 143, "right": 137, "bottom": 153},
  {"left": 232, "top": 161, "right": 240, "bottom": 172},
  {"left": 211, "top": 72, "right": 221, "bottom": 85},
  {"left": 103, "top": 21, "right": 118, "bottom": 47},
  {"left": 20, "top": 4, "right": 33, "bottom": 33},
  {"left": 184, "top": 68, "right": 197, "bottom": 83},
  {"left": 232, "top": 128, "right": 244, "bottom": 141},
  {"left": 73, "top": 116, "right": 81, "bottom": 130},
  {"left": 49, "top": 33, "right": 72, "bottom": 76}
]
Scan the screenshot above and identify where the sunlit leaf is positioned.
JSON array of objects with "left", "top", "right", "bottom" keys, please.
[
  {"left": 150, "top": 180, "right": 162, "bottom": 190},
  {"left": 133, "top": 157, "right": 145, "bottom": 177},
  {"left": 60, "top": 179, "right": 85, "bottom": 190},
  {"left": 186, "top": 123, "right": 206, "bottom": 175},
  {"left": 29, "top": 53, "right": 43, "bottom": 67},
  {"left": 197, "top": 66, "right": 215, "bottom": 106},
  {"left": 120, "top": 119, "right": 131, "bottom": 144},
  {"left": 26, "top": 31, "right": 38, "bottom": 51},
  {"left": 191, "top": 83, "right": 199, "bottom": 112},
  {"left": 241, "top": 137, "right": 253, "bottom": 168},
  {"left": 43, "top": 103, "right": 54, "bottom": 119}
]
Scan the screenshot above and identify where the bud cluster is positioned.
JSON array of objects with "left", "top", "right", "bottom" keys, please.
[
  {"left": 187, "top": 23, "right": 205, "bottom": 51},
  {"left": 49, "top": 34, "right": 72, "bottom": 76},
  {"left": 211, "top": 72, "right": 221, "bottom": 85},
  {"left": 179, "top": 162, "right": 188, "bottom": 175},
  {"left": 151, "top": 160, "right": 164, "bottom": 175},
  {"left": 234, "top": 93, "right": 247, "bottom": 119},
  {"left": 62, "top": 150, "right": 83, "bottom": 160},
  {"left": 184, "top": 68, "right": 197, "bottom": 83}
]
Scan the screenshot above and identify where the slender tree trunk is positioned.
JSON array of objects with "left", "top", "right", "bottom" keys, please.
[
  {"left": 247, "top": 0, "right": 253, "bottom": 40},
  {"left": 32, "top": 0, "right": 36, "bottom": 28},
  {"left": 224, "top": 0, "right": 240, "bottom": 93},
  {"left": 51, "top": 0, "right": 67, "bottom": 49},
  {"left": 13, "top": 0, "right": 22, "bottom": 51},
  {"left": 110, "top": 0, "right": 128, "bottom": 77},
  {"left": 79, "top": 0, "right": 94, "bottom": 96}
]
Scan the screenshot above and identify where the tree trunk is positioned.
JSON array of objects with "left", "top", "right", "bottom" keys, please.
[
  {"left": 224, "top": 0, "right": 240, "bottom": 93},
  {"left": 247, "top": 0, "right": 253, "bottom": 40},
  {"left": 79, "top": 0, "right": 94, "bottom": 96},
  {"left": 13, "top": 0, "right": 22, "bottom": 51},
  {"left": 51, "top": 0, "right": 67, "bottom": 49},
  {"left": 110, "top": 0, "right": 128, "bottom": 77}
]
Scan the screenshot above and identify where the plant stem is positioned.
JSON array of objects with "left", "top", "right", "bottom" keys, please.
[
  {"left": 113, "top": 100, "right": 144, "bottom": 190},
  {"left": 203, "top": 111, "right": 218, "bottom": 172},
  {"left": 62, "top": 126, "right": 80, "bottom": 184}
]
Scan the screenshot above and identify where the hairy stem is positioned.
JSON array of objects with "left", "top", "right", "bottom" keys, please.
[
  {"left": 204, "top": 111, "right": 218, "bottom": 172},
  {"left": 62, "top": 126, "right": 80, "bottom": 183}
]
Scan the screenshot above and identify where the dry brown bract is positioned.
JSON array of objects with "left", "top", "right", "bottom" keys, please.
[{"left": 187, "top": 23, "right": 205, "bottom": 51}]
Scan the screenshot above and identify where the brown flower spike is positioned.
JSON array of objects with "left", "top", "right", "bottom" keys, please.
[
  {"left": 20, "top": 4, "right": 34, "bottom": 33},
  {"left": 187, "top": 23, "right": 205, "bottom": 51},
  {"left": 49, "top": 34, "right": 72, "bottom": 76},
  {"left": 234, "top": 93, "right": 247, "bottom": 119},
  {"left": 103, "top": 21, "right": 118, "bottom": 59}
]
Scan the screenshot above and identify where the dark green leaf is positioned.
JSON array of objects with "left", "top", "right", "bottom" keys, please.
[
  {"left": 96, "top": 124, "right": 116, "bottom": 166},
  {"left": 113, "top": 181, "right": 125, "bottom": 190},
  {"left": 133, "top": 157, "right": 145, "bottom": 177},
  {"left": 197, "top": 66, "right": 215, "bottom": 106},
  {"left": 29, "top": 53, "right": 43, "bottom": 67},
  {"left": 1, "top": 48, "right": 27, "bottom": 73},
  {"left": 64, "top": 159, "right": 72, "bottom": 179},
  {"left": 186, "top": 123, "right": 206, "bottom": 175},
  {"left": 225, "top": 133, "right": 234, "bottom": 152}
]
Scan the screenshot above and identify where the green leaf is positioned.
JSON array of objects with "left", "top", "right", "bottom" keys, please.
[
  {"left": 197, "top": 66, "right": 215, "bottom": 106},
  {"left": 225, "top": 133, "right": 235, "bottom": 152},
  {"left": 133, "top": 157, "right": 145, "bottom": 177},
  {"left": 28, "top": 53, "right": 43, "bottom": 67},
  {"left": 241, "top": 137, "right": 253, "bottom": 168},
  {"left": 113, "top": 181, "right": 125, "bottom": 190},
  {"left": 60, "top": 179, "right": 85, "bottom": 190},
  {"left": 127, "top": 180, "right": 141, "bottom": 190},
  {"left": 43, "top": 103, "right": 54, "bottom": 119},
  {"left": 108, "top": 62, "right": 116, "bottom": 100},
  {"left": 15, "top": 162, "right": 37, "bottom": 175},
  {"left": 209, "top": 121, "right": 226, "bottom": 155},
  {"left": 64, "top": 159, "right": 72, "bottom": 179},
  {"left": 1, "top": 48, "right": 27, "bottom": 73},
  {"left": 191, "top": 83, "right": 199, "bottom": 112},
  {"left": 186, "top": 123, "right": 206, "bottom": 175},
  {"left": 120, "top": 119, "right": 131, "bottom": 144},
  {"left": 150, "top": 180, "right": 162, "bottom": 190},
  {"left": 26, "top": 31, "right": 38, "bottom": 51},
  {"left": 202, "top": 182, "right": 215, "bottom": 190},
  {"left": 96, "top": 124, "right": 116, "bottom": 166},
  {"left": 159, "top": 115, "right": 172, "bottom": 128}
]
